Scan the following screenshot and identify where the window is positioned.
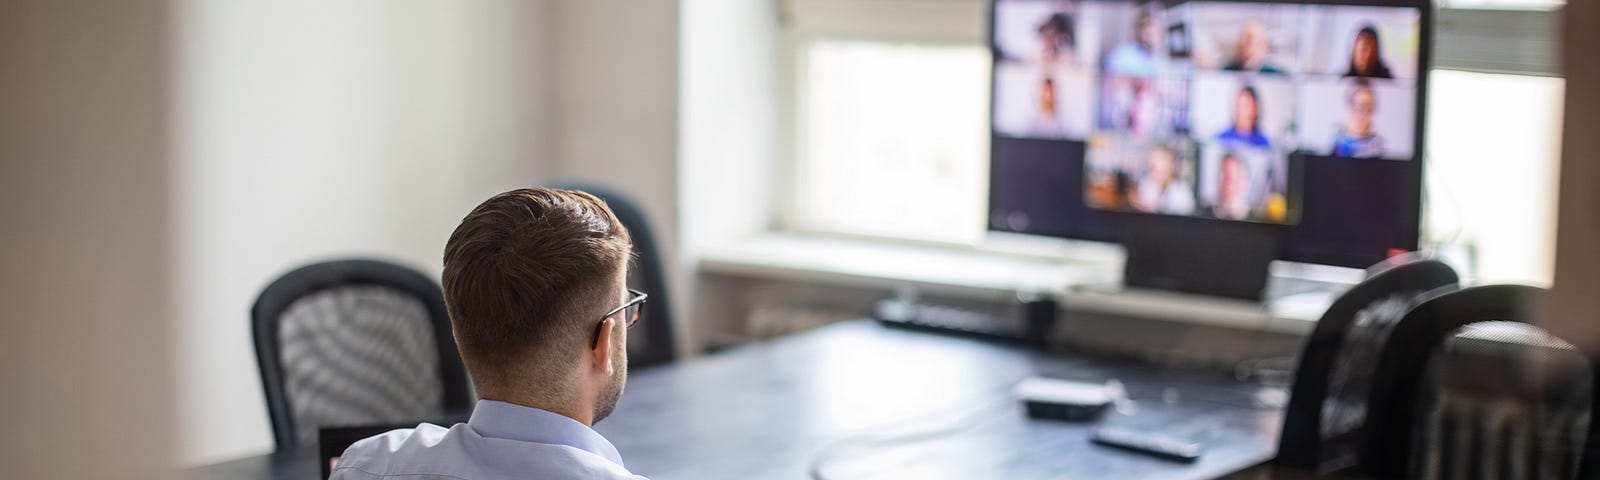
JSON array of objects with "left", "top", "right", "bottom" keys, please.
[
  {"left": 1424, "top": 70, "right": 1563, "bottom": 285},
  {"left": 793, "top": 42, "right": 989, "bottom": 244},
  {"left": 784, "top": 0, "right": 1563, "bottom": 283}
]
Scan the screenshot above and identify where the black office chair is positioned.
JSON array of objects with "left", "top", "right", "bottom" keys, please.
[
  {"left": 1276, "top": 256, "right": 1460, "bottom": 474},
  {"left": 252, "top": 258, "right": 473, "bottom": 451},
  {"left": 1360, "top": 285, "right": 1597, "bottom": 479},
  {"left": 549, "top": 182, "right": 678, "bottom": 367}
]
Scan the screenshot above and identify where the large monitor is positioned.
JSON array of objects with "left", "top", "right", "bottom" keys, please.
[{"left": 988, "top": 0, "right": 1428, "bottom": 273}]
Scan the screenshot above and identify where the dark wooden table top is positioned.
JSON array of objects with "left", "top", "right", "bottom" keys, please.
[
  {"left": 186, "top": 320, "right": 1286, "bottom": 480},
  {"left": 183, "top": 446, "right": 318, "bottom": 480}
]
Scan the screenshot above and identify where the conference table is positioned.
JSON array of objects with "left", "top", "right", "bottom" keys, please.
[{"left": 185, "top": 320, "right": 1285, "bottom": 479}]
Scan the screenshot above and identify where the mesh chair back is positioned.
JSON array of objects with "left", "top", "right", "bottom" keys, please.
[
  {"left": 1277, "top": 256, "right": 1459, "bottom": 473},
  {"left": 279, "top": 286, "right": 441, "bottom": 446},
  {"left": 1410, "top": 322, "right": 1592, "bottom": 480},
  {"left": 1361, "top": 284, "right": 1600, "bottom": 479},
  {"left": 253, "top": 259, "right": 471, "bottom": 450}
]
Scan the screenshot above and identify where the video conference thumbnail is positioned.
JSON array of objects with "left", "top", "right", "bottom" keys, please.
[{"left": 993, "top": 0, "right": 1422, "bottom": 225}]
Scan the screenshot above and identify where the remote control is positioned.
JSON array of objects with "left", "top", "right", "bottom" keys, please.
[{"left": 1089, "top": 427, "right": 1203, "bottom": 462}]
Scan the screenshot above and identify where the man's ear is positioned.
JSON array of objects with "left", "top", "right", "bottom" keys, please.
[{"left": 591, "top": 317, "right": 617, "bottom": 376}]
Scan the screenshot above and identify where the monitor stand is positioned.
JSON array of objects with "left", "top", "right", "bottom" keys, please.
[{"left": 1121, "top": 217, "right": 1280, "bottom": 302}]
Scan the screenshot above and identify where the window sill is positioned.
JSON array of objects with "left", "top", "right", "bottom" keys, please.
[{"left": 697, "top": 232, "right": 1343, "bottom": 335}]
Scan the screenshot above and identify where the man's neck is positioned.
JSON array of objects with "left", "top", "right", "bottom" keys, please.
[{"left": 479, "top": 392, "right": 594, "bottom": 426}]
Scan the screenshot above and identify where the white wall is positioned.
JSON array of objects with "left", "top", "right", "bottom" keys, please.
[
  {"left": 681, "top": 0, "right": 780, "bottom": 253},
  {"left": 545, "top": 0, "right": 689, "bottom": 353},
  {"left": 173, "top": 0, "right": 551, "bottom": 465},
  {"left": 679, "top": 0, "right": 782, "bottom": 344},
  {"left": 0, "top": 1, "right": 174, "bottom": 477}
]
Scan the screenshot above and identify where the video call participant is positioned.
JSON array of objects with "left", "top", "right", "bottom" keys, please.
[
  {"left": 1131, "top": 144, "right": 1196, "bottom": 215},
  {"left": 1332, "top": 79, "right": 1385, "bottom": 158},
  {"left": 1037, "top": 13, "right": 1076, "bottom": 65},
  {"left": 1109, "top": 77, "right": 1163, "bottom": 136},
  {"left": 1345, "top": 25, "right": 1394, "bottom": 79},
  {"left": 1105, "top": 6, "right": 1165, "bottom": 77},
  {"left": 1216, "top": 85, "right": 1271, "bottom": 149},
  {"left": 1212, "top": 152, "right": 1254, "bottom": 220},
  {"left": 1223, "top": 21, "right": 1283, "bottom": 75},
  {"left": 1030, "top": 77, "right": 1066, "bottom": 137}
]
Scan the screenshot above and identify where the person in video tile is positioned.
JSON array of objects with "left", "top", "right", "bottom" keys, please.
[
  {"left": 1345, "top": 25, "right": 1394, "bottom": 79},
  {"left": 1130, "top": 144, "right": 1196, "bottom": 215},
  {"left": 1105, "top": 6, "right": 1165, "bottom": 76},
  {"left": 1216, "top": 85, "right": 1271, "bottom": 149},
  {"left": 1031, "top": 77, "right": 1067, "bottom": 136},
  {"left": 1212, "top": 152, "right": 1253, "bottom": 220},
  {"left": 1106, "top": 77, "right": 1163, "bottom": 136},
  {"left": 1331, "top": 79, "right": 1385, "bottom": 157},
  {"left": 1224, "top": 21, "right": 1282, "bottom": 75},
  {"left": 1038, "top": 13, "right": 1076, "bottom": 66}
]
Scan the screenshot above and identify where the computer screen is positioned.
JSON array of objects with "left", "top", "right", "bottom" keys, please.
[{"left": 989, "top": 0, "right": 1427, "bottom": 268}]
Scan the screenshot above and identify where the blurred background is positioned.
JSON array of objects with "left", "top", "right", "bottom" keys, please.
[{"left": 1, "top": 0, "right": 1593, "bottom": 478}]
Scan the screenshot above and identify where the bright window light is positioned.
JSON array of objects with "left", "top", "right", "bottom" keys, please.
[
  {"left": 794, "top": 41, "right": 990, "bottom": 244},
  {"left": 1424, "top": 70, "right": 1563, "bottom": 285}
]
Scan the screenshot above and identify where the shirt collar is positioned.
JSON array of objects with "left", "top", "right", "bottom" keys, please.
[{"left": 467, "top": 399, "right": 626, "bottom": 467}]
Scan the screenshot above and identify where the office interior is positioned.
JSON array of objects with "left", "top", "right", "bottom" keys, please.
[{"left": 2, "top": 0, "right": 1597, "bottom": 479}]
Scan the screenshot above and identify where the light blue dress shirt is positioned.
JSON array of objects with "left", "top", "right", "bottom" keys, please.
[{"left": 331, "top": 400, "right": 648, "bottom": 480}]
